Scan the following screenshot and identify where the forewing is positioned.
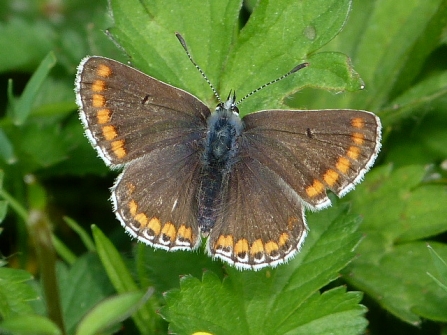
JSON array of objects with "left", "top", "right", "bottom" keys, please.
[
  {"left": 75, "top": 56, "right": 210, "bottom": 167},
  {"left": 112, "top": 142, "right": 203, "bottom": 250},
  {"left": 242, "top": 109, "right": 381, "bottom": 209}
]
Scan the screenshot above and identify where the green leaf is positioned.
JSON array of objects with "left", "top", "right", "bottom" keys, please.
[
  {"left": 0, "top": 200, "right": 7, "bottom": 223},
  {"left": 135, "top": 243, "right": 225, "bottom": 296},
  {"left": 349, "top": 0, "right": 447, "bottom": 111},
  {"left": 0, "top": 130, "right": 16, "bottom": 164},
  {"left": 344, "top": 165, "right": 447, "bottom": 324},
  {"left": 92, "top": 226, "right": 140, "bottom": 294},
  {"left": 75, "top": 290, "right": 153, "bottom": 335},
  {"left": 0, "top": 17, "right": 54, "bottom": 72},
  {"left": 63, "top": 216, "right": 95, "bottom": 252},
  {"left": 14, "top": 122, "right": 69, "bottom": 170},
  {"left": 51, "top": 234, "right": 77, "bottom": 266},
  {"left": 108, "top": 0, "right": 357, "bottom": 116},
  {"left": 427, "top": 244, "right": 447, "bottom": 293},
  {"left": 0, "top": 268, "right": 37, "bottom": 319},
  {"left": 381, "top": 71, "right": 447, "bottom": 125},
  {"left": 57, "top": 253, "right": 115, "bottom": 335},
  {"left": 383, "top": 104, "right": 447, "bottom": 167},
  {"left": 92, "top": 225, "right": 160, "bottom": 334},
  {"left": 9, "top": 52, "right": 57, "bottom": 125},
  {"left": 0, "top": 314, "right": 61, "bottom": 335},
  {"left": 108, "top": 0, "right": 242, "bottom": 105},
  {"left": 161, "top": 207, "right": 366, "bottom": 335},
  {"left": 298, "top": 0, "right": 447, "bottom": 114},
  {"left": 223, "top": 0, "right": 353, "bottom": 114}
]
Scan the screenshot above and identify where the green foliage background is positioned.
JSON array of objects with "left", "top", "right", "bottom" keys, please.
[{"left": 0, "top": 0, "right": 447, "bottom": 334}]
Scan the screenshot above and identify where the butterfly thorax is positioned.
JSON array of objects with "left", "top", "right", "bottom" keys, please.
[{"left": 197, "top": 96, "right": 243, "bottom": 234}]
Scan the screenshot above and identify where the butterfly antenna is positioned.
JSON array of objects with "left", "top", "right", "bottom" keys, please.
[
  {"left": 236, "top": 62, "right": 309, "bottom": 105},
  {"left": 176, "top": 33, "right": 221, "bottom": 103}
]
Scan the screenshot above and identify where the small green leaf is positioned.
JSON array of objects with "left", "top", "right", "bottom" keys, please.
[
  {"left": 76, "top": 290, "right": 153, "bottom": 335},
  {"left": 0, "top": 200, "right": 7, "bottom": 223},
  {"left": 51, "top": 234, "right": 77, "bottom": 265},
  {"left": 0, "top": 314, "right": 61, "bottom": 335},
  {"left": 92, "top": 225, "right": 159, "bottom": 334},
  {"left": 382, "top": 71, "right": 447, "bottom": 125},
  {"left": 92, "top": 225, "right": 139, "bottom": 294},
  {"left": 0, "top": 130, "right": 16, "bottom": 164},
  {"left": 63, "top": 216, "right": 95, "bottom": 252},
  {"left": 9, "top": 52, "right": 57, "bottom": 125},
  {"left": 427, "top": 244, "right": 447, "bottom": 292},
  {"left": 0, "top": 268, "right": 37, "bottom": 319},
  {"left": 57, "top": 253, "right": 115, "bottom": 335}
]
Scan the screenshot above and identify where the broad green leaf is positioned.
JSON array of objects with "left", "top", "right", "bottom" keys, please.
[
  {"left": 344, "top": 165, "right": 447, "bottom": 324},
  {"left": 298, "top": 0, "right": 447, "bottom": 115},
  {"left": 349, "top": 0, "right": 447, "bottom": 111},
  {"left": 108, "top": 0, "right": 358, "bottom": 116},
  {"left": 0, "top": 314, "right": 61, "bottom": 335},
  {"left": 161, "top": 207, "right": 366, "bottom": 334},
  {"left": 223, "top": 0, "right": 353, "bottom": 114},
  {"left": 135, "top": 243, "right": 225, "bottom": 296}
]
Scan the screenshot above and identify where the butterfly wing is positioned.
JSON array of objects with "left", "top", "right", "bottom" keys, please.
[
  {"left": 112, "top": 143, "right": 203, "bottom": 250},
  {"left": 75, "top": 56, "right": 210, "bottom": 250},
  {"left": 242, "top": 109, "right": 381, "bottom": 209},
  {"left": 206, "top": 149, "right": 307, "bottom": 270},
  {"left": 75, "top": 56, "right": 210, "bottom": 167},
  {"left": 207, "top": 109, "right": 380, "bottom": 269}
]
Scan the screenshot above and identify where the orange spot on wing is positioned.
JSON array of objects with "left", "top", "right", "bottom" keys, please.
[
  {"left": 161, "top": 223, "right": 176, "bottom": 242},
  {"left": 92, "top": 94, "right": 106, "bottom": 107},
  {"left": 352, "top": 132, "right": 364, "bottom": 145},
  {"left": 178, "top": 225, "right": 192, "bottom": 241},
  {"left": 336, "top": 157, "right": 351, "bottom": 174},
  {"left": 306, "top": 180, "right": 325, "bottom": 197},
  {"left": 148, "top": 217, "right": 161, "bottom": 236},
  {"left": 111, "top": 140, "right": 126, "bottom": 159},
  {"left": 102, "top": 125, "right": 118, "bottom": 140},
  {"left": 216, "top": 235, "right": 234, "bottom": 248},
  {"left": 234, "top": 239, "right": 249, "bottom": 254},
  {"left": 92, "top": 79, "right": 106, "bottom": 92},
  {"left": 323, "top": 169, "right": 339, "bottom": 186},
  {"left": 279, "top": 233, "right": 289, "bottom": 247},
  {"left": 351, "top": 117, "right": 365, "bottom": 129},
  {"left": 128, "top": 200, "right": 138, "bottom": 216},
  {"left": 347, "top": 146, "right": 360, "bottom": 160},
  {"left": 97, "top": 64, "right": 112, "bottom": 77},
  {"left": 264, "top": 241, "right": 279, "bottom": 254},
  {"left": 97, "top": 109, "right": 111, "bottom": 124},
  {"left": 250, "top": 239, "right": 264, "bottom": 255},
  {"left": 135, "top": 213, "right": 148, "bottom": 227}
]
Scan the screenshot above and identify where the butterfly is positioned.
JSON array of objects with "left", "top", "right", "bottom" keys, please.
[{"left": 75, "top": 34, "right": 381, "bottom": 270}]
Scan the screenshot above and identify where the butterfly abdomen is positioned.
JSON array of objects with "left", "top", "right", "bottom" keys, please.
[{"left": 197, "top": 104, "right": 243, "bottom": 233}]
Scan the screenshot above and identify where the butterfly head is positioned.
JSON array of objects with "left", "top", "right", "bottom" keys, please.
[{"left": 216, "top": 90, "right": 240, "bottom": 117}]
